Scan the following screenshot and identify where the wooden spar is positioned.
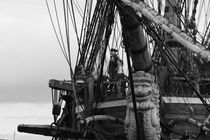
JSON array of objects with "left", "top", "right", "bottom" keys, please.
[
  {"left": 186, "top": 117, "right": 210, "bottom": 132},
  {"left": 17, "top": 124, "right": 95, "bottom": 138},
  {"left": 118, "top": 1, "right": 160, "bottom": 139},
  {"left": 49, "top": 79, "right": 73, "bottom": 92},
  {"left": 167, "top": 117, "right": 210, "bottom": 133},
  {"left": 128, "top": 25, "right": 152, "bottom": 72},
  {"left": 120, "top": 0, "right": 210, "bottom": 61},
  {"left": 84, "top": 115, "right": 124, "bottom": 124},
  {"left": 119, "top": 0, "right": 152, "bottom": 73}
]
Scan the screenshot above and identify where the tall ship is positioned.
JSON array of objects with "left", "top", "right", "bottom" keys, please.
[{"left": 18, "top": 0, "right": 210, "bottom": 139}]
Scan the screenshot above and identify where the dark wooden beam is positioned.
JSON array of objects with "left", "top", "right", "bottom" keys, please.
[
  {"left": 18, "top": 124, "right": 95, "bottom": 139},
  {"left": 49, "top": 79, "right": 73, "bottom": 92}
]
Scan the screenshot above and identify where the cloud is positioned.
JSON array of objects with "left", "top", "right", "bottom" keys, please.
[
  {"left": 0, "top": 102, "right": 52, "bottom": 137},
  {"left": 16, "top": 134, "right": 51, "bottom": 140},
  {"left": 0, "top": 133, "right": 51, "bottom": 140},
  {"left": 0, "top": 13, "right": 16, "bottom": 28}
]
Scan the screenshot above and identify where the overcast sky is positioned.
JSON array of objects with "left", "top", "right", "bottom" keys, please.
[
  {"left": 0, "top": 0, "right": 209, "bottom": 140},
  {"left": 0, "top": 0, "right": 71, "bottom": 139}
]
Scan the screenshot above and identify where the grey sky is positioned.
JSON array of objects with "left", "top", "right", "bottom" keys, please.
[
  {"left": 0, "top": 0, "right": 72, "bottom": 139},
  {"left": 0, "top": 0, "right": 71, "bottom": 103},
  {"left": 0, "top": 0, "right": 209, "bottom": 140}
]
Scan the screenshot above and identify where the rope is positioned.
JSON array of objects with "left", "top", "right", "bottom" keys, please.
[
  {"left": 95, "top": 1, "right": 115, "bottom": 102},
  {"left": 75, "top": 0, "right": 88, "bottom": 70},
  {"left": 197, "top": 0, "right": 204, "bottom": 26},
  {"left": 114, "top": 0, "right": 210, "bottom": 112},
  {"left": 45, "top": 0, "right": 70, "bottom": 64},
  {"left": 124, "top": 30, "right": 142, "bottom": 140},
  {"left": 72, "top": 0, "right": 84, "bottom": 18},
  {"left": 53, "top": 0, "right": 68, "bottom": 60},
  {"left": 69, "top": 0, "right": 80, "bottom": 49},
  {"left": 144, "top": 22, "right": 210, "bottom": 113},
  {"left": 202, "top": 22, "right": 210, "bottom": 45},
  {"left": 78, "top": 1, "right": 103, "bottom": 68},
  {"left": 63, "top": 0, "right": 82, "bottom": 120}
]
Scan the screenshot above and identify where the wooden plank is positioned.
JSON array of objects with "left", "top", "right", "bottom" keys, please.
[
  {"left": 164, "top": 103, "right": 209, "bottom": 116},
  {"left": 49, "top": 79, "right": 73, "bottom": 92},
  {"left": 97, "top": 106, "right": 126, "bottom": 120},
  {"left": 164, "top": 114, "right": 207, "bottom": 121},
  {"left": 163, "top": 97, "right": 210, "bottom": 104},
  {"left": 97, "top": 99, "right": 126, "bottom": 109}
]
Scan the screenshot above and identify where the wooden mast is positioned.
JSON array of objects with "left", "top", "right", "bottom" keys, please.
[
  {"left": 118, "top": 0, "right": 160, "bottom": 139},
  {"left": 119, "top": 0, "right": 152, "bottom": 73}
]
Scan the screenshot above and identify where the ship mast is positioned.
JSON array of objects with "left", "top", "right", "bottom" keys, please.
[
  {"left": 116, "top": 0, "right": 161, "bottom": 139},
  {"left": 17, "top": 0, "right": 210, "bottom": 140}
]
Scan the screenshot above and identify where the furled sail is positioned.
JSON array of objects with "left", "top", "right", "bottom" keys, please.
[{"left": 121, "top": 0, "right": 210, "bottom": 61}]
